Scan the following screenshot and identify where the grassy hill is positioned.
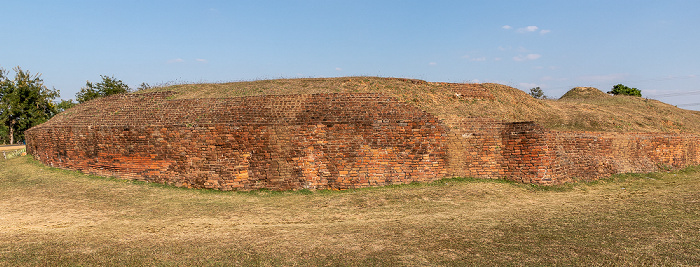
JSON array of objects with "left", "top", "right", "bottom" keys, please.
[{"left": 137, "top": 76, "right": 700, "bottom": 133}]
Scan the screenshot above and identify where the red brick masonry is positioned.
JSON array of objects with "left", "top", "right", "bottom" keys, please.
[{"left": 25, "top": 92, "right": 700, "bottom": 190}]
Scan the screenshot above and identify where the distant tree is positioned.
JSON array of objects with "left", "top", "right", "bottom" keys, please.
[
  {"left": 76, "top": 75, "right": 131, "bottom": 103},
  {"left": 0, "top": 67, "right": 59, "bottom": 144},
  {"left": 607, "top": 84, "right": 641, "bottom": 97},
  {"left": 0, "top": 68, "right": 5, "bottom": 145},
  {"left": 0, "top": 125, "right": 7, "bottom": 145},
  {"left": 56, "top": 99, "right": 77, "bottom": 113},
  {"left": 529, "top": 87, "right": 547, "bottom": 99},
  {"left": 136, "top": 82, "right": 151, "bottom": 91}
]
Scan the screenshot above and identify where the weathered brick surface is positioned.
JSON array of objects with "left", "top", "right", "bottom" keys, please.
[
  {"left": 490, "top": 122, "right": 700, "bottom": 185},
  {"left": 441, "top": 119, "right": 699, "bottom": 185},
  {"left": 442, "top": 118, "right": 506, "bottom": 179},
  {"left": 26, "top": 92, "right": 449, "bottom": 190},
  {"left": 25, "top": 91, "right": 700, "bottom": 190},
  {"left": 543, "top": 130, "right": 700, "bottom": 183}
]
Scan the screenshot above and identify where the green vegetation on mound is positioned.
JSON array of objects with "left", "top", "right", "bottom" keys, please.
[{"left": 135, "top": 76, "right": 700, "bottom": 133}]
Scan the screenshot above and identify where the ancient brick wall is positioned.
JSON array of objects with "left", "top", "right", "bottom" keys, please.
[
  {"left": 25, "top": 91, "right": 700, "bottom": 190},
  {"left": 501, "top": 122, "right": 555, "bottom": 184},
  {"left": 442, "top": 118, "right": 505, "bottom": 179},
  {"left": 542, "top": 131, "right": 700, "bottom": 182},
  {"left": 26, "top": 92, "right": 449, "bottom": 190},
  {"left": 487, "top": 123, "right": 700, "bottom": 185},
  {"left": 441, "top": 120, "right": 700, "bottom": 185}
]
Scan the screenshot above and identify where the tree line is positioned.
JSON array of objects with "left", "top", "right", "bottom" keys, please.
[
  {"left": 0, "top": 66, "right": 135, "bottom": 145},
  {"left": 528, "top": 84, "right": 642, "bottom": 99}
]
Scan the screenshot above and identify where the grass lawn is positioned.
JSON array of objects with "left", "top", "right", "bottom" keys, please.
[{"left": 1, "top": 155, "right": 698, "bottom": 266}]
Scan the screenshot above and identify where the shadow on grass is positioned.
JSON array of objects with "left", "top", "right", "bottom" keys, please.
[{"left": 21, "top": 155, "right": 700, "bottom": 197}]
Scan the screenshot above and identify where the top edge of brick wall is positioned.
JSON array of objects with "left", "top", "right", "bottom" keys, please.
[{"left": 28, "top": 91, "right": 448, "bottom": 129}]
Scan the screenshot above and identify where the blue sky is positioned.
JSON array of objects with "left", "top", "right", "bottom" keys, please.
[{"left": 2, "top": 0, "right": 699, "bottom": 109}]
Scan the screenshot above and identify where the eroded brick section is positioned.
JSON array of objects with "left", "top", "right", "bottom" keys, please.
[
  {"left": 442, "top": 119, "right": 700, "bottom": 185},
  {"left": 26, "top": 92, "right": 449, "bottom": 190},
  {"left": 544, "top": 131, "right": 700, "bottom": 183},
  {"left": 501, "top": 122, "right": 554, "bottom": 184},
  {"left": 442, "top": 83, "right": 493, "bottom": 100},
  {"left": 443, "top": 118, "right": 505, "bottom": 179},
  {"left": 495, "top": 124, "right": 699, "bottom": 185}
]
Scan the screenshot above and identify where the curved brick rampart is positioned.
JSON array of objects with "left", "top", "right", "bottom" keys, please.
[
  {"left": 26, "top": 92, "right": 449, "bottom": 190},
  {"left": 25, "top": 91, "right": 700, "bottom": 190}
]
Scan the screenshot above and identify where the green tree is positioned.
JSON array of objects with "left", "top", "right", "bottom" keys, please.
[
  {"left": 56, "top": 99, "right": 77, "bottom": 113},
  {"left": 529, "top": 87, "right": 547, "bottom": 99},
  {"left": 0, "top": 67, "right": 59, "bottom": 144},
  {"left": 76, "top": 75, "right": 131, "bottom": 103},
  {"left": 0, "top": 125, "right": 7, "bottom": 145},
  {"left": 136, "top": 82, "right": 151, "bottom": 91},
  {"left": 0, "top": 69, "right": 5, "bottom": 144},
  {"left": 608, "top": 84, "right": 642, "bottom": 97}
]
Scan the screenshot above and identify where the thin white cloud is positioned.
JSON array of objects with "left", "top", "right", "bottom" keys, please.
[
  {"left": 513, "top": 54, "right": 541, "bottom": 61},
  {"left": 517, "top": 26, "right": 539, "bottom": 33},
  {"left": 195, "top": 58, "right": 208, "bottom": 63},
  {"left": 429, "top": 62, "right": 437, "bottom": 66},
  {"left": 335, "top": 67, "right": 342, "bottom": 71},
  {"left": 463, "top": 55, "right": 486, "bottom": 61},
  {"left": 167, "top": 58, "right": 184, "bottom": 63},
  {"left": 541, "top": 76, "right": 568, "bottom": 82},
  {"left": 577, "top": 73, "right": 629, "bottom": 83},
  {"left": 659, "top": 74, "right": 698, "bottom": 80},
  {"left": 519, "top": 82, "right": 539, "bottom": 88},
  {"left": 508, "top": 25, "right": 550, "bottom": 35}
]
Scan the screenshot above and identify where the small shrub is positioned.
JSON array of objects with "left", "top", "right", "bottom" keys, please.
[
  {"left": 2, "top": 148, "right": 26, "bottom": 160},
  {"left": 607, "top": 84, "right": 641, "bottom": 97},
  {"left": 529, "top": 87, "right": 547, "bottom": 99}
]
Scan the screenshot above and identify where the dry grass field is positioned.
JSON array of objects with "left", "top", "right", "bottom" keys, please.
[
  {"left": 0, "top": 145, "right": 24, "bottom": 152},
  {"left": 1, "top": 155, "right": 698, "bottom": 266}
]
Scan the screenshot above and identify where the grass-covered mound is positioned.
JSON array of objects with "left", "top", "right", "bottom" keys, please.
[
  {"left": 560, "top": 87, "right": 610, "bottom": 100},
  {"left": 137, "top": 76, "right": 700, "bottom": 133}
]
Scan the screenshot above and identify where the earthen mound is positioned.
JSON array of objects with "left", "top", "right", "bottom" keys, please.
[
  {"left": 560, "top": 87, "right": 610, "bottom": 100},
  {"left": 25, "top": 77, "right": 700, "bottom": 191}
]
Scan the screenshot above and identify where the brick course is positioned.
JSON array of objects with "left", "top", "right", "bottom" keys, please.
[{"left": 25, "top": 91, "right": 700, "bottom": 190}]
